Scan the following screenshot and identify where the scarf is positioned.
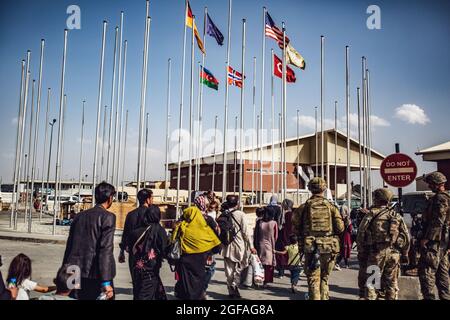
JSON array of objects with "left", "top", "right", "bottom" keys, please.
[{"left": 173, "top": 206, "right": 221, "bottom": 254}]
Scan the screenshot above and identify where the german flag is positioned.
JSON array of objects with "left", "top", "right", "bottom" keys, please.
[{"left": 186, "top": 2, "right": 205, "bottom": 54}]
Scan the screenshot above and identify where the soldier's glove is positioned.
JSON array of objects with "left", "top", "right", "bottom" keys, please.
[{"left": 400, "top": 255, "right": 409, "bottom": 265}]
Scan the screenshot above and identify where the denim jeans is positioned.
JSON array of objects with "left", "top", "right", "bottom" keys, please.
[
  {"left": 204, "top": 259, "right": 216, "bottom": 291},
  {"left": 290, "top": 266, "right": 302, "bottom": 286}
]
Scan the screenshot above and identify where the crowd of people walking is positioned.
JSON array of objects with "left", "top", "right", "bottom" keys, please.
[{"left": 1, "top": 171, "right": 449, "bottom": 301}]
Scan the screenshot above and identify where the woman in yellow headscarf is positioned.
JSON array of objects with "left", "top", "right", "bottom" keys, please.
[{"left": 172, "top": 206, "right": 221, "bottom": 300}]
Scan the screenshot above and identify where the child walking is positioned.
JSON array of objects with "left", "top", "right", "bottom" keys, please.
[
  {"left": 7, "top": 253, "right": 56, "bottom": 300},
  {"left": 275, "top": 235, "right": 302, "bottom": 293}
]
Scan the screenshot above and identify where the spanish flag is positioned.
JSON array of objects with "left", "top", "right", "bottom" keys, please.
[{"left": 186, "top": 2, "right": 205, "bottom": 54}]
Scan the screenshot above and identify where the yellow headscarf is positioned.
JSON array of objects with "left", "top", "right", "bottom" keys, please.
[{"left": 172, "top": 206, "right": 221, "bottom": 254}]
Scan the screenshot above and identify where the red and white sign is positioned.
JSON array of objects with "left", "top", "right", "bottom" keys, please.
[{"left": 380, "top": 153, "right": 417, "bottom": 188}]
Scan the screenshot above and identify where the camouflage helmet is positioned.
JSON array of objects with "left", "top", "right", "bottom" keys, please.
[
  {"left": 307, "top": 177, "right": 327, "bottom": 193},
  {"left": 373, "top": 188, "right": 393, "bottom": 203},
  {"left": 424, "top": 171, "right": 447, "bottom": 185}
]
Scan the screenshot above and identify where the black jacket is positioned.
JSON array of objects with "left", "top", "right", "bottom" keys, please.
[
  {"left": 119, "top": 206, "right": 147, "bottom": 252},
  {"left": 0, "top": 270, "right": 11, "bottom": 300},
  {"left": 63, "top": 205, "right": 116, "bottom": 282}
]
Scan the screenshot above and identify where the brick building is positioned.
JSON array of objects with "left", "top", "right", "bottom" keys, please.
[{"left": 168, "top": 129, "right": 385, "bottom": 197}]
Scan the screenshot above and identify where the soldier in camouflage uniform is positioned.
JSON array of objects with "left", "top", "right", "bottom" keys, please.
[
  {"left": 418, "top": 171, "right": 450, "bottom": 300},
  {"left": 355, "top": 207, "right": 370, "bottom": 299},
  {"left": 292, "top": 178, "right": 344, "bottom": 300},
  {"left": 356, "top": 188, "right": 410, "bottom": 300}
]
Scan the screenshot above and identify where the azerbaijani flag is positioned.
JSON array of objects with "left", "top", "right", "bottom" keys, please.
[{"left": 201, "top": 66, "right": 219, "bottom": 90}]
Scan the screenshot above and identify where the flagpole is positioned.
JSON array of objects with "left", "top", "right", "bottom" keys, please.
[
  {"left": 143, "top": 112, "right": 149, "bottom": 187},
  {"left": 357, "top": 87, "right": 362, "bottom": 203},
  {"left": 320, "top": 35, "right": 325, "bottom": 180},
  {"left": 282, "top": 23, "right": 287, "bottom": 201},
  {"left": 77, "top": 100, "right": 85, "bottom": 204},
  {"left": 113, "top": 11, "right": 124, "bottom": 188},
  {"left": 29, "top": 39, "right": 45, "bottom": 233},
  {"left": 345, "top": 46, "right": 351, "bottom": 210},
  {"left": 315, "top": 106, "right": 318, "bottom": 177},
  {"left": 121, "top": 110, "right": 129, "bottom": 197},
  {"left": 39, "top": 88, "right": 51, "bottom": 222},
  {"left": 100, "top": 105, "right": 108, "bottom": 180},
  {"left": 366, "top": 68, "right": 373, "bottom": 207},
  {"left": 106, "top": 26, "right": 118, "bottom": 183},
  {"left": 92, "top": 21, "right": 107, "bottom": 210},
  {"left": 176, "top": 0, "right": 188, "bottom": 215},
  {"left": 187, "top": 15, "right": 195, "bottom": 206},
  {"left": 164, "top": 58, "right": 172, "bottom": 201},
  {"left": 222, "top": 0, "right": 232, "bottom": 202},
  {"left": 137, "top": 5, "right": 151, "bottom": 197},
  {"left": 14, "top": 53, "right": 30, "bottom": 229},
  {"left": 212, "top": 115, "right": 218, "bottom": 193},
  {"left": 278, "top": 112, "right": 282, "bottom": 198},
  {"left": 195, "top": 61, "right": 201, "bottom": 192},
  {"left": 334, "top": 101, "right": 338, "bottom": 199},
  {"left": 195, "top": 6, "right": 208, "bottom": 193},
  {"left": 259, "top": 6, "right": 267, "bottom": 205},
  {"left": 251, "top": 57, "right": 256, "bottom": 204},
  {"left": 271, "top": 49, "right": 275, "bottom": 195},
  {"left": 239, "top": 18, "right": 246, "bottom": 208},
  {"left": 234, "top": 115, "right": 238, "bottom": 195},
  {"left": 53, "top": 29, "right": 68, "bottom": 235},
  {"left": 12, "top": 59, "right": 26, "bottom": 228},
  {"left": 25, "top": 80, "right": 35, "bottom": 225},
  {"left": 296, "top": 109, "right": 300, "bottom": 205},
  {"left": 256, "top": 114, "right": 260, "bottom": 199},
  {"left": 117, "top": 40, "right": 128, "bottom": 197},
  {"left": 361, "top": 57, "right": 367, "bottom": 208}
]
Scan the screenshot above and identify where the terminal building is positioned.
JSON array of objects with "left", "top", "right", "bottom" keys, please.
[{"left": 168, "top": 129, "right": 386, "bottom": 199}]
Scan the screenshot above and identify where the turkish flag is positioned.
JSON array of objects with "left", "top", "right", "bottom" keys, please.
[{"left": 274, "top": 54, "right": 296, "bottom": 83}]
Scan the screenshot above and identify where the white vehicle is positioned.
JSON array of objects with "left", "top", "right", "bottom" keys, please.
[{"left": 45, "top": 195, "right": 80, "bottom": 212}]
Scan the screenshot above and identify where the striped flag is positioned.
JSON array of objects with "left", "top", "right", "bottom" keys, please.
[
  {"left": 227, "top": 66, "right": 243, "bottom": 88},
  {"left": 265, "top": 11, "right": 289, "bottom": 47},
  {"left": 186, "top": 2, "right": 205, "bottom": 54}
]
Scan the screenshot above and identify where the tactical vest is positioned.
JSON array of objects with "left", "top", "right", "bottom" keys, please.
[
  {"left": 366, "top": 207, "right": 400, "bottom": 246},
  {"left": 302, "top": 197, "right": 334, "bottom": 237}
]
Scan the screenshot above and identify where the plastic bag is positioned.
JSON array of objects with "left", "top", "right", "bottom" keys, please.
[{"left": 250, "top": 254, "right": 265, "bottom": 286}]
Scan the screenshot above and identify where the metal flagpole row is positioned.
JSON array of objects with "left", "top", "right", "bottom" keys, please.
[
  {"left": 53, "top": 29, "right": 68, "bottom": 235},
  {"left": 14, "top": 52, "right": 31, "bottom": 229},
  {"left": 143, "top": 112, "right": 149, "bottom": 186},
  {"left": 100, "top": 105, "right": 108, "bottom": 180},
  {"left": 233, "top": 116, "right": 238, "bottom": 195},
  {"left": 357, "top": 87, "right": 362, "bottom": 204},
  {"left": 366, "top": 69, "right": 373, "bottom": 207},
  {"left": 361, "top": 57, "right": 367, "bottom": 208},
  {"left": 11, "top": 59, "right": 26, "bottom": 229},
  {"left": 282, "top": 23, "right": 287, "bottom": 201},
  {"left": 222, "top": 0, "right": 232, "bottom": 202}
]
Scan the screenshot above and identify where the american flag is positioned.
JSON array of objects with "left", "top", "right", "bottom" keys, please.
[
  {"left": 227, "top": 66, "right": 243, "bottom": 88},
  {"left": 265, "top": 11, "right": 289, "bottom": 47}
]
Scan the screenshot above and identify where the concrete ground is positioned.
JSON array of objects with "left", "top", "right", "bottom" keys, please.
[
  {"left": 0, "top": 211, "right": 422, "bottom": 300},
  {"left": 0, "top": 238, "right": 360, "bottom": 300}
]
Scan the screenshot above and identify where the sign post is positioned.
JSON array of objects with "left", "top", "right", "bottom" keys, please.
[{"left": 380, "top": 145, "right": 417, "bottom": 213}]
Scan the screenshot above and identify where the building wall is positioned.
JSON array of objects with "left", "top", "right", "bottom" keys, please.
[{"left": 437, "top": 160, "right": 450, "bottom": 190}]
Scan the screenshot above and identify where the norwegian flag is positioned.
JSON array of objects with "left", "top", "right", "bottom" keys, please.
[
  {"left": 265, "top": 11, "right": 289, "bottom": 48},
  {"left": 227, "top": 66, "right": 243, "bottom": 88}
]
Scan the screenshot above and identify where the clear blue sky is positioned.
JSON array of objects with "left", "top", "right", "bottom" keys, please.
[{"left": 0, "top": 0, "right": 449, "bottom": 193}]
